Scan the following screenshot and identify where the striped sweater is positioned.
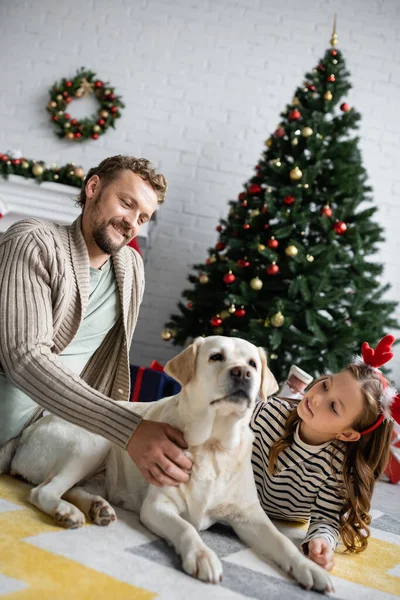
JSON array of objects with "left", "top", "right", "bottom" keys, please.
[
  {"left": 251, "top": 397, "right": 346, "bottom": 550},
  {"left": 0, "top": 216, "right": 145, "bottom": 449}
]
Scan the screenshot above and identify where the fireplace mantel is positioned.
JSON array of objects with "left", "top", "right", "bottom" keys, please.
[{"left": 0, "top": 175, "right": 153, "bottom": 251}]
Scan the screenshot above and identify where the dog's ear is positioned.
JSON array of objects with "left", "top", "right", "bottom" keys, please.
[
  {"left": 258, "top": 347, "right": 279, "bottom": 402},
  {"left": 164, "top": 337, "right": 205, "bottom": 387}
]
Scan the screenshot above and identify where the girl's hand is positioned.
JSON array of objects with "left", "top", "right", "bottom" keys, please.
[{"left": 307, "top": 538, "right": 335, "bottom": 571}]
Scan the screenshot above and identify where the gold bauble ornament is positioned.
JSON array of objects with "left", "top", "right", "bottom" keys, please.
[
  {"left": 228, "top": 304, "right": 236, "bottom": 314},
  {"left": 303, "top": 183, "right": 309, "bottom": 189},
  {"left": 258, "top": 244, "right": 266, "bottom": 252},
  {"left": 292, "top": 96, "right": 300, "bottom": 105},
  {"left": 32, "top": 164, "right": 44, "bottom": 177},
  {"left": 290, "top": 167, "right": 303, "bottom": 181},
  {"left": 250, "top": 277, "right": 263, "bottom": 290},
  {"left": 285, "top": 245, "right": 298, "bottom": 257},
  {"left": 104, "top": 89, "right": 112, "bottom": 95},
  {"left": 306, "top": 254, "right": 315, "bottom": 262},
  {"left": 291, "top": 137, "right": 299, "bottom": 146},
  {"left": 100, "top": 110, "right": 109, "bottom": 118},
  {"left": 271, "top": 311, "right": 285, "bottom": 328},
  {"left": 264, "top": 317, "right": 270, "bottom": 328},
  {"left": 58, "top": 110, "right": 63, "bottom": 116},
  {"left": 66, "top": 132, "right": 74, "bottom": 140},
  {"left": 324, "top": 91, "right": 333, "bottom": 101},
  {"left": 271, "top": 159, "right": 281, "bottom": 167},
  {"left": 22, "top": 161, "right": 29, "bottom": 169},
  {"left": 301, "top": 127, "right": 313, "bottom": 137},
  {"left": 64, "top": 122, "right": 71, "bottom": 129},
  {"left": 56, "top": 94, "right": 63, "bottom": 101},
  {"left": 209, "top": 254, "right": 217, "bottom": 263},
  {"left": 48, "top": 101, "right": 57, "bottom": 109},
  {"left": 199, "top": 274, "right": 209, "bottom": 284},
  {"left": 161, "top": 329, "right": 172, "bottom": 341},
  {"left": 265, "top": 138, "right": 273, "bottom": 148},
  {"left": 93, "top": 125, "right": 101, "bottom": 133},
  {"left": 250, "top": 209, "right": 260, "bottom": 218},
  {"left": 220, "top": 310, "right": 230, "bottom": 320},
  {"left": 74, "top": 167, "right": 85, "bottom": 178}
]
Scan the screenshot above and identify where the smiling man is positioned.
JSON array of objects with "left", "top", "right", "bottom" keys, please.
[{"left": 0, "top": 155, "right": 192, "bottom": 487}]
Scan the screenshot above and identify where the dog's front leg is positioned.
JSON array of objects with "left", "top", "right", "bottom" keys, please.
[
  {"left": 228, "top": 503, "right": 333, "bottom": 593},
  {"left": 140, "top": 491, "right": 223, "bottom": 584}
]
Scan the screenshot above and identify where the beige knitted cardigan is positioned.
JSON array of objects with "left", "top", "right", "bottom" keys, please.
[{"left": 0, "top": 216, "right": 144, "bottom": 448}]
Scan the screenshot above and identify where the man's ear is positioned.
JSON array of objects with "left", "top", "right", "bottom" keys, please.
[
  {"left": 85, "top": 174, "right": 100, "bottom": 201},
  {"left": 258, "top": 347, "right": 279, "bottom": 402},
  {"left": 336, "top": 430, "right": 361, "bottom": 443},
  {"left": 164, "top": 337, "right": 205, "bottom": 387}
]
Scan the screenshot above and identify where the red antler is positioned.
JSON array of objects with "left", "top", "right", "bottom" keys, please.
[{"left": 361, "top": 335, "right": 395, "bottom": 368}]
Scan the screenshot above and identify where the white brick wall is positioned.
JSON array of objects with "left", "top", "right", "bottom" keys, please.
[{"left": 1, "top": 0, "right": 399, "bottom": 383}]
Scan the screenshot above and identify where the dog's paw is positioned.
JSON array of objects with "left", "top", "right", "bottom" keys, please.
[
  {"left": 54, "top": 501, "right": 86, "bottom": 529},
  {"left": 288, "top": 556, "right": 334, "bottom": 593},
  {"left": 88, "top": 498, "right": 117, "bottom": 526},
  {"left": 183, "top": 545, "right": 223, "bottom": 584}
]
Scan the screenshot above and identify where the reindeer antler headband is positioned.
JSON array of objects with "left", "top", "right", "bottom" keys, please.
[{"left": 355, "top": 335, "right": 400, "bottom": 435}]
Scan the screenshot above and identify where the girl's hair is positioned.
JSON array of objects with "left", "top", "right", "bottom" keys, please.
[{"left": 268, "top": 362, "right": 394, "bottom": 553}]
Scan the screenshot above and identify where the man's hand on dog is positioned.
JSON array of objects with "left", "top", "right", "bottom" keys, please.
[
  {"left": 306, "top": 538, "right": 335, "bottom": 571},
  {"left": 128, "top": 420, "right": 192, "bottom": 487}
]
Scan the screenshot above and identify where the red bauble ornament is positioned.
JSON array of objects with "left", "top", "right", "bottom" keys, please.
[
  {"left": 52, "top": 115, "right": 58, "bottom": 122},
  {"left": 63, "top": 91, "right": 69, "bottom": 97},
  {"left": 267, "top": 238, "right": 279, "bottom": 249},
  {"left": 340, "top": 103, "right": 350, "bottom": 112},
  {"left": 274, "top": 127, "right": 285, "bottom": 138},
  {"left": 111, "top": 106, "right": 118, "bottom": 114},
  {"left": 283, "top": 195, "right": 295, "bottom": 205},
  {"left": 327, "top": 75, "right": 335, "bottom": 82},
  {"left": 264, "top": 224, "right": 270, "bottom": 230},
  {"left": 223, "top": 272, "right": 236, "bottom": 284},
  {"left": 92, "top": 133, "right": 99, "bottom": 140},
  {"left": 98, "top": 119, "right": 105, "bottom": 126},
  {"left": 237, "top": 259, "right": 250, "bottom": 267},
  {"left": 211, "top": 316, "right": 223, "bottom": 327},
  {"left": 66, "top": 81, "right": 73, "bottom": 87},
  {"left": 243, "top": 223, "right": 251, "bottom": 230},
  {"left": 65, "top": 97, "right": 72, "bottom": 103},
  {"left": 241, "top": 200, "right": 248, "bottom": 207},
  {"left": 331, "top": 50, "right": 338, "bottom": 56},
  {"left": 1, "top": 154, "right": 8, "bottom": 161},
  {"left": 216, "top": 242, "right": 225, "bottom": 251},
  {"left": 307, "top": 84, "right": 316, "bottom": 91},
  {"left": 187, "top": 302, "right": 193, "bottom": 309},
  {"left": 238, "top": 192, "right": 246, "bottom": 201},
  {"left": 12, "top": 159, "right": 20, "bottom": 165},
  {"left": 248, "top": 184, "right": 262, "bottom": 194},
  {"left": 95, "top": 80, "right": 104, "bottom": 88},
  {"left": 74, "top": 132, "right": 82, "bottom": 138},
  {"left": 255, "top": 164, "right": 260, "bottom": 170},
  {"left": 71, "top": 119, "right": 78, "bottom": 125},
  {"left": 216, "top": 225, "right": 222, "bottom": 232},
  {"left": 321, "top": 205, "right": 332, "bottom": 217},
  {"left": 64, "top": 113, "right": 71, "bottom": 120},
  {"left": 289, "top": 109, "right": 301, "bottom": 121},
  {"left": 334, "top": 221, "right": 347, "bottom": 234},
  {"left": 235, "top": 308, "right": 246, "bottom": 318},
  {"left": 267, "top": 264, "right": 279, "bottom": 275},
  {"left": 318, "top": 64, "right": 325, "bottom": 71}
]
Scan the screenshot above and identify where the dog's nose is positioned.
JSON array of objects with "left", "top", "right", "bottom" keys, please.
[{"left": 230, "top": 366, "right": 251, "bottom": 381}]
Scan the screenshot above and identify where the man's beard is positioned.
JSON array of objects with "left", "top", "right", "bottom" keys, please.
[{"left": 90, "top": 195, "right": 132, "bottom": 255}]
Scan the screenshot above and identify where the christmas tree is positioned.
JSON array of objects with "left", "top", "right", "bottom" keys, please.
[{"left": 163, "top": 24, "right": 398, "bottom": 384}]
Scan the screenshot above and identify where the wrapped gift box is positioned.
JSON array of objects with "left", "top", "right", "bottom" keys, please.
[{"left": 129, "top": 360, "right": 181, "bottom": 403}]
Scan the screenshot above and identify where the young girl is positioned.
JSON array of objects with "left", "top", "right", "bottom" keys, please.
[{"left": 250, "top": 335, "right": 400, "bottom": 571}]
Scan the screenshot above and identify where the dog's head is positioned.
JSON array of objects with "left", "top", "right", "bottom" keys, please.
[{"left": 164, "top": 336, "right": 278, "bottom": 418}]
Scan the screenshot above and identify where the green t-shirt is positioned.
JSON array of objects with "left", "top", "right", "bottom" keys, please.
[{"left": 0, "top": 260, "right": 121, "bottom": 444}]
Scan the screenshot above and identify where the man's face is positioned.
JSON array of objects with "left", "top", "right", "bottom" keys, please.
[{"left": 83, "top": 170, "right": 159, "bottom": 255}]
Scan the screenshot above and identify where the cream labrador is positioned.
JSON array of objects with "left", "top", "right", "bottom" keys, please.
[{"left": 3, "top": 336, "right": 332, "bottom": 592}]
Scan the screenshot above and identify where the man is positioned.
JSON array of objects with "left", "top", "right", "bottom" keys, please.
[{"left": 0, "top": 155, "right": 192, "bottom": 487}]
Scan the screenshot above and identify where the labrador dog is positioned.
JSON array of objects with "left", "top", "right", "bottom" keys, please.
[{"left": 3, "top": 336, "right": 332, "bottom": 592}]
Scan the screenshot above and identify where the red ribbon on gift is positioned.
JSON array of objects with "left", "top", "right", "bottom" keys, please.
[{"left": 131, "top": 360, "right": 164, "bottom": 402}]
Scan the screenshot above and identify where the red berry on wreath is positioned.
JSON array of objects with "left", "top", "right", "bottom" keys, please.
[
  {"left": 71, "top": 119, "right": 78, "bottom": 125},
  {"left": 74, "top": 132, "right": 82, "bottom": 138},
  {"left": 283, "top": 195, "right": 295, "bottom": 205},
  {"left": 98, "top": 119, "right": 105, "bottom": 126},
  {"left": 63, "top": 91, "right": 69, "bottom": 97},
  {"left": 274, "top": 127, "right": 285, "bottom": 137},
  {"left": 334, "top": 221, "right": 347, "bottom": 234},
  {"left": 235, "top": 307, "right": 246, "bottom": 318},
  {"left": 52, "top": 115, "right": 58, "bottom": 121},
  {"left": 223, "top": 271, "right": 236, "bottom": 284},
  {"left": 340, "top": 103, "right": 350, "bottom": 112},
  {"left": 321, "top": 205, "right": 332, "bottom": 217},
  {"left": 12, "top": 159, "right": 20, "bottom": 165},
  {"left": 65, "top": 97, "right": 72, "bottom": 103},
  {"left": 267, "top": 237, "right": 279, "bottom": 249},
  {"left": 216, "top": 242, "right": 225, "bottom": 251},
  {"left": 92, "top": 133, "right": 99, "bottom": 140},
  {"left": 66, "top": 81, "right": 72, "bottom": 87},
  {"left": 64, "top": 113, "right": 70, "bottom": 120},
  {"left": 109, "top": 93, "right": 116, "bottom": 100},
  {"left": 1, "top": 155, "right": 8, "bottom": 161},
  {"left": 248, "top": 184, "right": 262, "bottom": 194},
  {"left": 267, "top": 263, "right": 279, "bottom": 275},
  {"left": 95, "top": 80, "right": 104, "bottom": 88},
  {"left": 216, "top": 225, "right": 222, "bottom": 232},
  {"left": 111, "top": 106, "right": 118, "bottom": 113},
  {"left": 187, "top": 302, "right": 193, "bottom": 309}
]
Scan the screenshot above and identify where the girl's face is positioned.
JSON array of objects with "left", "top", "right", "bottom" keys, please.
[{"left": 297, "top": 370, "right": 364, "bottom": 444}]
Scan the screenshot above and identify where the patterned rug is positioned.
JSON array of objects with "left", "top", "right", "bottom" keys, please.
[{"left": 0, "top": 474, "right": 399, "bottom": 599}]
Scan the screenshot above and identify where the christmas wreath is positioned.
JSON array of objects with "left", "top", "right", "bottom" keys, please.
[{"left": 46, "top": 68, "right": 124, "bottom": 141}]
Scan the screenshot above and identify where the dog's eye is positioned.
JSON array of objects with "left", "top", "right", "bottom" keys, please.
[
  {"left": 249, "top": 359, "right": 257, "bottom": 369},
  {"left": 210, "top": 353, "right": 224, "bottom": 362}
]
